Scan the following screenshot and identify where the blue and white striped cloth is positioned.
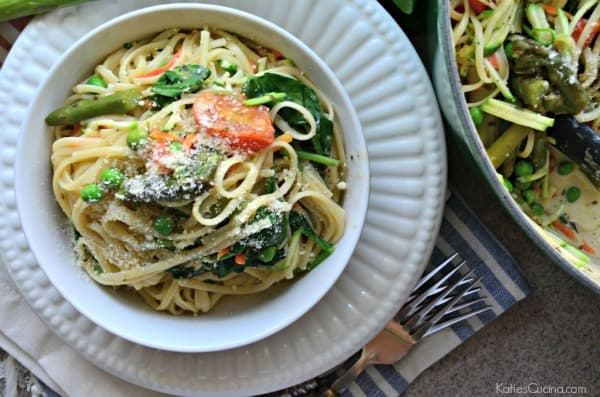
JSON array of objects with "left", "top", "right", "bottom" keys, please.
[{"left": 328, "top": 189, "right": 530, "bottom": 397}]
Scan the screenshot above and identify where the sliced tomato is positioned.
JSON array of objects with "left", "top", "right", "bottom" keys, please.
[
  {"left": 469, "top": 0, "right": 491, "bottom": 14},
  {"left": 192, "top": 92, "right": 275, "bottom": 152}
]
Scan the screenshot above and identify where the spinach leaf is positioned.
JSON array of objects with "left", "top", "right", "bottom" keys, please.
[
  {"left": 168, "top": 207, "right": 289, "bottom": 279},
  {"left": 289, "top": 211, "right": 334, "bottom": 254},
  {"left": 151, "top": 65, "right": 210, "bottom": 108},
  {"left": 242, "top": 73, "right": 333, "bottom": 155},
  {"left": 168, "top": 265, "right": 207, "bottom": 279},
  {"left": 264, "top": 176, "right": 277, "bottom": 194},
  {"left": 168, "top": 247, "right": 286, "bottom": 279},
  {"left": 238, "top": 207, "right": 288, "bottom": 251}
]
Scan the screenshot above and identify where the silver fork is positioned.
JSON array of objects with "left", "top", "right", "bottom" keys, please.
[{"left": 269, "top": 253, "right": 491, "bottom": 397}]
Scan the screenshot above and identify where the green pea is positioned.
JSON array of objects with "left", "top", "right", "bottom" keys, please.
[
  {"left": 502, "top": 178, "right": 513, "bottom": 192},
  {"left": 154, "top": 214, "right": 175, "bottom": 236},
  {"left": 258, "top": 246, "right": 277, "bottom": 262},
  {"left": 557, "top": 161, "right": 575, "bottom": 176},
  {"left": 216, "top": 59, "right": 238, "bottom": 74},
  {"left": 515, "top": 180, "right": 532, "bottom": 191},
  {"left": 469, "top": 107, "right": 484, "bottom": 126},
  {"left": 101, "top": 168, "right": 124, "bottom": 189},
  {"left": 565, "top": 186, "right": 581, "bottom": 203},
  {"left": 530, "top": 202, "right": 544, "bottom": 216},
  {"left": 127, "top": 128, "right": 148, "bottom": 149},
  {"left": 523, "top": 189, "right": 536, "bottom": 204},
  {"left": 169, "top": 141, "right": 183, "bottom": 152},
  {"left": 86, "top": 75, "right": 107, "bottom": 88},
  {"left": 515, "top": 160, "right": 534, "bottom": 177},
  {"left": 480, "top": 9, "right": 495, "bottom": 18},
  {"left": 81, "top": 184, "right": 103, "bottom": 203}
]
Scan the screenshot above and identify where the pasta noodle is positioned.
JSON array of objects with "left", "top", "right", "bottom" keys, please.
[
  {"left": 48, "top": 27, "right": 346, "bottom": 315},
  {"left": 450, "top": 0, "right": 600, "bottom": 266}
]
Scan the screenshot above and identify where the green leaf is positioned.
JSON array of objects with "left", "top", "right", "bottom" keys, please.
[
  {"left": 238, "top": 207, "right": 288, "bottom": 251},
  {"left": 392, "top": 0, "right": 416, "bottom": 14},
  {"left": 151, "top": 64, "right": 210, "bottom": 108},
  {"left": 289, "top": 211, "right": 334, "bottom": 253},
  {"left": 243, "top": 73, "right": 333, "bottom": 155},
  {"left": 0, "top": 0, "right": 93, "bottom": 22}
]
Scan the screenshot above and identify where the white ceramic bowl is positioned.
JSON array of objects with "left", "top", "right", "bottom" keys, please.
[{"left": 14, "top": 4, "right": 369, "bottom": 352}]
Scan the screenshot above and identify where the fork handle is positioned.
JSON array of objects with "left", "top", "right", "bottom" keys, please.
[
  {"left": 324, "top": 322, "right": 416, "bottom": 396},
  {"left": 325, "top": 351, "right": 372, "bottom": 396}
]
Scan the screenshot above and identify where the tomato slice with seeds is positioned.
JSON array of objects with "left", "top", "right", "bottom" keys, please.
[
  {"left": 192, "top": 92, "right": 275, "bottom": 152},
  {"left": 469, "top": 0, "right": 490, "bottom": 14}
]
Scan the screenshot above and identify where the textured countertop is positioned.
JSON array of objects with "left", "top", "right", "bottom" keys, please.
[{"left": 384, "top": 1, "right": 600, "bottom": 395}]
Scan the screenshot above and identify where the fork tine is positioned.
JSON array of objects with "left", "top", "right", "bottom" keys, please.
[
  {"left": 411, "top": 275, "right": 482, "bottom": 339},
  {"left": 404, "top": 269, "right": 475, "bottom": 331},
  {"left": 408, "top": 284, "right": 481, "bottom": 311},
  {"left": 423, "top": 305, "right": 492, "bottom": 337},
  {"left": 410, "top": 253, "right": 459, "bottom": 292},
  {"left": 398, "top": 259, "right": 466, "bottom": 321},
  {"left": 417, "top": 294, "right": 488, "bottom": 323},
  {"left": 439, "top": 296, "right": 488, "bottom": 316},
  {"left": 409, "top": 277, "right": 477, "bottom": 300}
]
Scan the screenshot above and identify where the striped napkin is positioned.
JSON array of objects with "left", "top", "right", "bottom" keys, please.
[{"left": 0, "top": 16, "right": 530, "bottom": 397}]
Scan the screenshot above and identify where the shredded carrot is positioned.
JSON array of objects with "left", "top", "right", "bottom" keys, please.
[
  {"left": 572, "top": 18, "right": 600, "bottom": 48},
  {"left": 150, "top": 130, "right": 182, "bottom": 143},
  {"left": 540, "top": 4, "right": 572, "bottom": 18},
  {"left": 136, "top": 48, "right": 183, "bottom": 78},
  {"left": 542, "top": 4, "right": 557, "bottom": 16},
  {"left": 276, "top": 133, "right": 293, "bottom": 143},
  {"left": 272, "top": 133, "right": 293, "bottom": 153},
  {"left": 487, "top": 54, "right": 499, "bottom": 69},
  {"left": 217, "top": 246, "right": 231, "bottom": 260},
  {"left": 271, "top": 49, "right": 283, "bottom": 60},
  {"left": 552, "top": 220, "right": 577, "bottom": 240},
  {"left": 70, "top": 123, "right": 83, "bottom": 137},
  {"left": 275, "top": 132, "right": 294, "bottom": 143},
  {"left": 581, "top": 239, "right": 596, "bottom": 255},
  {"left": 182, "top": 133, "right": 197, "bottom": 149},
  {"left": 249, "top": 59, "right": 257, "bottom": 73},
  {"left": 235, "top": 253, "right": 246, "bottom": 265}
]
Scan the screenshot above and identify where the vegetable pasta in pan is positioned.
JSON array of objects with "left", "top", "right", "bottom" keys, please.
[
  {"left": 451, "top": 0, "right": 600, "bottom": 268},
  {"left": 47, "top": 27, "right": 347, "bottom": 314}
]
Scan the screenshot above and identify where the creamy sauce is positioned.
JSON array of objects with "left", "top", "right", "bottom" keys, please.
[{"left": 543, "top": 150, "right": 600, "bottom": 261}]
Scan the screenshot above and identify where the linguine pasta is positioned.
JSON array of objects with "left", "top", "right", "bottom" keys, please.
[{"left": 48, "top": 27, "right": 346, "bottom": 315}]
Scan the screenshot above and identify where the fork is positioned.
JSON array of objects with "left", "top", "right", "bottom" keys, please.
[{"left": 271, "top": 253, "right": 491, "bottom": 397}]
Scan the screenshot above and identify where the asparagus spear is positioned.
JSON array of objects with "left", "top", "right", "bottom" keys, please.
[
  {"left": 0, "top": 0, "right": 94, "bottom": 22},
  {"left": 45, "top": 88, "right": 142, "bottom": 126},
  {"left": 486, "top": 124, "right": 532, "bottom": 169}
]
